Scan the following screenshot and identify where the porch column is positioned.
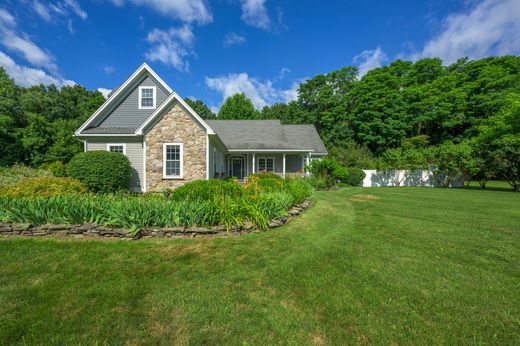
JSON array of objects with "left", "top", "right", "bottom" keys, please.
[
  {"left": 305, "top": 153, "right": 310, "bottom": 175},
  {"left": 282, "top": 154, "right": 286, "bottom": 178},
  {"left": 252, "top": 153, "right": 255, "bottom": 173}
]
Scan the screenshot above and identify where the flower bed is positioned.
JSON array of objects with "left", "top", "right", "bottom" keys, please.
[
  {"left": 0, "top": 177, "right": 314, "bottom": 237},
  {"left": 0, "top": 199, "right": 312, "bottom": 240}
]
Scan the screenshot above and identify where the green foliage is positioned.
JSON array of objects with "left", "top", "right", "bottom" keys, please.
[
  {"left": 218, "top": 93, "right": 260, "bottom": 119},
  {"left": 0, "top": 68, "right": 104, "bottom": 167},
  {"left": 168, "top": 179, "right": 244, "bottom": 202},
  {"left": 40, "top": 161, "right": 67, "bottom": 177},
  {"left": 329, "top": 142, "right": 375, "bottom": 169},
  {"left": 249, "top": 172, "right": 283, "bottom": 180},
  {"left": 184, "top": 98, "right": 216, "bottom": 119},
  {"left": 0, "top": 177, "right": 86, "bottom": 197},
  {"left": 307, "top": 157, "right": 349, "bottom": 188},
  {"left": 67, "top": 151, "right": 132, "bottom": 193},
  {"left": 281, "top": 178, "right": 314, "bottom": 204},
  {"left": 0, "top": 164, "right": 52, "bottom": 188},
  {"left": 344, "top": 167, "right": 366, "bottom": 186}
]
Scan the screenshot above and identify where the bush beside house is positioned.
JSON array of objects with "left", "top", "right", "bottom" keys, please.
[{"left": 67, "top": 151, "right": 132, "bottom": 193}]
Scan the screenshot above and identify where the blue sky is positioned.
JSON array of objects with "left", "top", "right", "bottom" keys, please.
[{"left": 1, "top": 0, "right": 520, "bottom": 111}]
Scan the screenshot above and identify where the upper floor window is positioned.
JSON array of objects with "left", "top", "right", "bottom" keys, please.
[
  {"left": 107, "top": 144, "right": 126, "bottom": 155},
  {"left": 139, "top": 86, "right": 156, "bottom": 110}
]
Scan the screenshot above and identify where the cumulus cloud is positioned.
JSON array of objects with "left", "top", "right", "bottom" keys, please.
[
  {"left": 240, "top": 0, "right": 271, "bottom": 30},
  {"left": 0, "top": 51, "right": 74, "bottom": 87},
  {"left": 205, "top": 72, "right": 299, "bottom": 109},
  {"left": 108, "top": 0, "right": 212, "bottom": 24},
  {"left": 223, "top": 33, "right": 246, "bottom": 47},
  {"left": 409, "top": 0, "right": 520, "bottom": 64},
  {"left": 0, "top": 8, "right": 57, "bottom": 71},
  {"left": 144, "top": 24, "right": 195, "bottom": 71},
  {"left": 353, "top": 47, "right": 387, "bottom": 76},
  {"left": 97, "top": 88, "right": 112, "bottom": 99}
]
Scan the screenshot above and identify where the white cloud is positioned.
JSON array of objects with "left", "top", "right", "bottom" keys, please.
[
  {"left": 109, "top": 0, "right": 212, "bottom": 24},
  {"left": 410, "top": 0, "right": 520, "bottom": 64},
  {"left": 353, "top": 47, "right": 387, "bottom": 76},
  {"left": 145, "top": 25, "right": 194, "bottom": 71},
  {"left": 223, "top": 33, "right": 246, "bottom": 47},
  {"left": 103, "top": 66, "right": 115, "bottom": 74},
  {"left": 205, "top": 72, "right": 299, "bottom": 109},
  {"left": 30, "top": 0, "right": 87, "bottom": 22},
  {"left": 32, "top": 1, "right": 52, "bottom": 22},
  {"left": 0, "top": 51, "right": 74, "bottom": 87},
  {"left": 240, "top": 0, "right": 271, "bottom": 30},
  {"left": 97, "top": 88, "right": 112, "bottom": 99},
  {"left": 64, "top": 0, "right": 87, "bottom": 20},
  {"left": 0, "top": 8, "right": 57, "bottom": 71}
]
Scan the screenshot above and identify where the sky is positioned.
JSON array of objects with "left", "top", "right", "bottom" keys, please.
[{"left": 1, "top": 0, "right": 520, "bottom": 112}]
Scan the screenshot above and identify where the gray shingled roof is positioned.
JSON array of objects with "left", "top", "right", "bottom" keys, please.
[
  {"left": 81, "top": 126, "right": 136, "bottom": 134},
  {"left": 206, "top": 120, "right": 327, "bottom": 153}
]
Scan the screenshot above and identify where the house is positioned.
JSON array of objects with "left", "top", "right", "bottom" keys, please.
[{"left": 75, "top": 63, "right": 327, "bottom": 192}]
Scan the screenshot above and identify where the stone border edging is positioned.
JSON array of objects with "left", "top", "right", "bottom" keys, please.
[{"left": 0, "top": 199, "right": 312, "bottom": 240}]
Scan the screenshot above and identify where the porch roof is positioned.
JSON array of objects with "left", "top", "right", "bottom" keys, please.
[{"left": 206, "top": 120, "right": 328, "bottom": 154}]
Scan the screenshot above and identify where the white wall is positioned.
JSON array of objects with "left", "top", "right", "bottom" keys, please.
[{"left": 361, "top": 169, "right": 464, "bottom": 188}]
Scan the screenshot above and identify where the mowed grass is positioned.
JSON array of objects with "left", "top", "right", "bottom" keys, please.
[{"left": 1, "top": 188, "right": 519, "bottom": 345}]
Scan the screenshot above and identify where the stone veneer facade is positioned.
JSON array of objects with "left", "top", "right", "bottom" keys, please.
[{"left": 145, "top": 103, "right": 206, "bottom": 191}]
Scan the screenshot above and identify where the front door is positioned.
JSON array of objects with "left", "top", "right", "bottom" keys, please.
[{"left": 230, "top": 157, "right": 244, "bottom": 179}]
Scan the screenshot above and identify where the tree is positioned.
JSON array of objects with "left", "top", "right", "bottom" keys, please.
[
  {"left": 478, "top": 93, "right": 520, "bottom": 191},
  {"left": 218, "top": 93, "right": 259, "bottom": 119},
  {"left": 184, "top": 98, "right": 216, "bottom": 119}
]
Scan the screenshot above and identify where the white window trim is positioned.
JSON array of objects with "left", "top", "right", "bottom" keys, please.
[
  {"left": 257, "top": 157, "right": 275, "bottom": 173},
  {"left": 163, "top": 143, "right": 183, "bottom": 179},
  {"left": 138, "top": 86, "right": 156, "bottom": 110},
  {"left": 106, "top": 143, "right": 127, "bottom": 155}
]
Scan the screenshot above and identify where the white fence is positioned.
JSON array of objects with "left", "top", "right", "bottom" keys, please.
[{"left": 361, "top": 169, "right": 464, "bottom": 188}]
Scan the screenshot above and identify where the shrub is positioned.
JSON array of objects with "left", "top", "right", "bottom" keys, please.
[
  {"left": 40, "top": 161, "right": 67, "bottom": 177},
  {"left": 250, "top": 172, "right": 283, "bottom": 180},
  {"left": 67, "top": 151, "right": 132, "bottom": 193},
  {"left": 282, "top": 178, "right": 314, "bottom": 204},
  {"left": 0, "top": 177, "right": 87, "bottom": 197},
  {"left": 169, "top": 179, "right": 244, "bottom": 202},
  {"left": 307, "top": 157, "right": 349, "bottom": 187},
  {"left": 345, "top": 167, "right": 366, "bottom": 186},
  {"left": 0, "top": 164, "right": 52, "bottom": 188},
  {"left": 305, "top": 176, "right": 329, "bottom": 190}
]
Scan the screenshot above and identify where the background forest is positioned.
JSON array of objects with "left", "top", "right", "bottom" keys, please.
[{"left": 1, "top": 56, "right": 519, "bottom": 188}]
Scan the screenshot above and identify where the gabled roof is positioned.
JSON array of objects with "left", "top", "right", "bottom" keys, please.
[
  {"left": 205, "top": 120, "right": 327, "bottom": 153},
  {"left": 135, "top": 92, "right": 214, "bottom": 135},
  {"left": 75, "top": 63, "right": 173, "bottom": 136}
]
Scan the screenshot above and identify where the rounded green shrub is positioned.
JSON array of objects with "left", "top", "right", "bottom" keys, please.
[
  {"left": 345, "top": 167, "right": 366, "bottom": 186},
  {"left": 67, "top": 151, "right": 132, "bottom": 193},
  {"left": 1, "top": 177, "right": 87, "bottom": 197},
  {"left": 169, "top": 179, "right": 244, "bottom": 202}
]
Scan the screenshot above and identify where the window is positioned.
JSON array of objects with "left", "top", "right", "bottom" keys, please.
[
  {"left": 107, "top": 144, "right": 126, "bottom": 155},
  {"left": 258, "top": 157, "right": 274, "bottom": 172},
  {"left": 163, "top": 143, "right": 183, "bottom": 178},
  {"left": 139, "top": 86, "right": 156, "bottom": 109}
]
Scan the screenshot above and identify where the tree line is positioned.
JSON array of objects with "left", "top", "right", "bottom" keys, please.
[{"left": 0, "top": 56, "right": 518, "bottom": 189}]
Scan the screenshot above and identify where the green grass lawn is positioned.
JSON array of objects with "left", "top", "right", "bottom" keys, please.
[{"left": 1, "top": 188, "right": 519, "bottom": 345}]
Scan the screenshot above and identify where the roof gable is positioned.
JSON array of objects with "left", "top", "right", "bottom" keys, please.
[{"left": 75, "top": 63, "right": 173, "bottom": 136}]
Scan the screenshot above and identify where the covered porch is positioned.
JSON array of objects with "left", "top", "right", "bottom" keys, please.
[{"left": 225, "top": 151, "right": 316, "bottom": 180}]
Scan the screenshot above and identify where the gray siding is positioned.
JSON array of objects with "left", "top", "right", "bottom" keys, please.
[
  {"left": 208, "top": 135, "right": 227, "bottom": 179},
  {"left": 85, "top": 137, "right": 144, "bottom": 192},
  {"left": 94, "top": 75, "right": 169, "bottom": 128}
]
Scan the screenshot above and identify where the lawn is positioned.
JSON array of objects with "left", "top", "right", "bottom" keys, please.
[{"left": 1, "top": 187, "right": 519, "bottom": 345}]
